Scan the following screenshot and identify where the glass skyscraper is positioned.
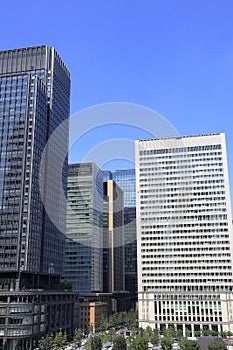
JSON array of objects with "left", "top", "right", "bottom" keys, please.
[
  {"left": 0, "top": 45, "right": 70, "bottom": 290},
  {"left": 65, "top": 162, "right": 103, "bottom": 292},
  {"left": 0, "top": 45, "right": 75, "bottom": 349},
  {"left": 103, "top": 180, "right": 124, "bottom": 293},
  {"left": 102, "top": 169, "right": 137, "bottom": 307}
]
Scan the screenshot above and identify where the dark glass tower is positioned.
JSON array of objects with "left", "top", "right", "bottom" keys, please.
[
  {"left": 102, "top": 169, "right": 137, "bottom": 308},
  {"left": 0, "top": 46, "right": 70, "bottom": 291},
  {"left": 103, "top": 180, "right": 124, "bottom": 293},
  {"left": 65, "top": 162, "right": 103, "bottom": 292}
]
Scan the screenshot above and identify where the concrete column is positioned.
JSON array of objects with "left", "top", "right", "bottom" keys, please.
[{"left": 191, "top": 324, "right": 194, "bottom": 337}]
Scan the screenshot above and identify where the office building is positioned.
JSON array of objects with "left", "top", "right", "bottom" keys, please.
[
  {"left": 0, "top": 290, "right": 79, "bottom": 349},
  {"left": 135, "top": 133, "right": 233, "bottom": 335},
  {"left": 0, "top": 45, "right": 70, "bottom": 290},
  {"left": 65, "top": 162, "right": 103, "bottom": 292},
  {"left": 78, "top": 301, "right": 108, "bottom": 332},
  {"left": 0, "top": 45, "right": 74, "bottom": 349},
  {"left": 78, "top": 291, "right": 131, "bottom": 321},
  {"left": 103, "top": 169, "right": 137, "bottom": 307},
  {"left": 103, "top": 180, "right": 124, "bottom": 292}
]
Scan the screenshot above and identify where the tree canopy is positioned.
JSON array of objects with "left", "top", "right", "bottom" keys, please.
[
  {"left": 128, "top": 335, "right": 148, "bottom": 350},
  {"left": 208, "top": 341, "right": 227, "bottom": 350},
  {"left": 112, "top": 335, "right": 127, "bottom": 350},
  {"left": 180, "top": 339, "right": 200, "bottom": 350},
  {"left": 160, "top": 337, "right": 173, "bottom": 350}
]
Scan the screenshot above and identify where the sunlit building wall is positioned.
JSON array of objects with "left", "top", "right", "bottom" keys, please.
[{"left": 136, "top": 133, "right": 233, "bottom": 335}]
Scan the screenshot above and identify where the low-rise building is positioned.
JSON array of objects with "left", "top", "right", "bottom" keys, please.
[
  {"left": 0, "top": 290, "right": 79, "bottom": 349},
  {"left": 79, "top": 301, "right": 108, "bottom": 332}
]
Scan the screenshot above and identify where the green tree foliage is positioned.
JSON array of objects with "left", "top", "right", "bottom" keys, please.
[
  {"left": 177, "top": 329, "right": 184, "bottom": 340},
  {"left": 164, "top": 326, "right": 176, "bottom": 339},
  {"left": 52, "top": 329, "right": 67, "bottom": 349},
  {"left": 39, "top": 333, "right": 54, "bottom": 350},
  {"left": 202, "top": 329, "right": 219, "bottom": 337},
  {"left": 84, "top": 338, "right": 92, "bottom": 350},
  {"left": 221, "top": 331, "right": 233, "bottom": 338},
  {"left": 194, "top": 331, "right": 201, "bottom": 338},
  {"left": 161, "top": 337, "right": 173, "bottom": 350},
  {"left": 138, "top": 327, "right": 145, "bottom": 336},
  {"left": 180, "top": 339, "right": 200, "bottom": 350},
  {"left": 150, "top": 328, "right": 160, "bottom": 346},
  {"left": 144, "top": 326, "right": 152, "bottom": 339},
  {"left": 128, "top": 335, "right": 148, "bottom": 350},
  {"left": 99, "top": 330, "right": 110, "bottom": 344},
  {"left": 85, "top": 335, "right": 102, "bottom": 350},
  {"left": 98, "top": 311, "right": 138, "bottom": 331},
  {"left": 112, "top": 335, "right": 127, "bottom": 350},
  {"left": 99, "top": 315, "right": 109, "bottom": 331},
  {"left": 140, "top": 327, "right": 160, "bottom": 346},
  {"left": 73, "top": 328, "right": 82, "bottom": 345},
  {"left": 110, "top": 328, "right": 117, "bottom": 341},
  {"left": 208, "top": 341, "right": 227, "bottom": 350},
  {"left": 90, "top": 335, "right": 102, "bottom": 350}
]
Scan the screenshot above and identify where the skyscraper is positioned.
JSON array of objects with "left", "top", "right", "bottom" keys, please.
[
  {"left": 65, "top": 162, "right": 103, "bottom": 292},
  {"left": 102, "top": 169, "right": 137, "bottom": 307},
  {"left": 0, "top": 46, "right": 75, "bottom": 349},
  {"left": 135, "top": 133, "right": 233, "bottom": 335},
  {"left": 103, "top": 180, "right": 124, "bottom": 292}
]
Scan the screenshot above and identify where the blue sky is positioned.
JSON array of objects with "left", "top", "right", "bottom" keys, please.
[{"left": 1, "top": 0, "right": 233, "bottom": 201}]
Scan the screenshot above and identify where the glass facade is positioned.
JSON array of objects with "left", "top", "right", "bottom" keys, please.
[
  {"left": 0, "top": 46, "right": 70, "bottom": 290},
  {"left": 65, "top": 162, "right": 103, "bottom": 292},
  {"left": 0, "top": 290, "right": 78, "bottom": 349},
  {"left": 102, "top": 169, "right": 137, "bottom": 306},
  {"left": 103, "top": 180, "right": 124, "bottom": 293}
]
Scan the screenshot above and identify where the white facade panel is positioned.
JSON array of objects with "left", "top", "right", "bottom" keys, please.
[{"left": 136, "top": 133, "right": 233, "bottom": 334}]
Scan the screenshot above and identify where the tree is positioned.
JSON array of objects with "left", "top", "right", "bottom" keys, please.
[
  {"left": 164, "top": 326, "right": 176, "bottom": 339},
  {"left": 99, "top": 330, "right": 110, "bottom": 344},
  {"left": 226, "top": 331, "right": 233, "bottom": 337},
  {"left": 85, "top": 338, "right": 92, "bottom": 350},
  {"left": 209, "top": 330, "right": 219, "bottom": 336},
  {"left": 39, "top": 333, "right": 53, "bottom": 350},
  {"left": 107, "top": 328, "right": 116, "bottom": 342},
  {"left": 128, "top": 335, "right": 148, "bottom": 350},
  {"left": 161, "top": 337, "right": 173, "bottom": 350},
  {"left": 73, "top": 328, "right": 82, "bottom": 346},
  {"left": 126, "top": 311, "right": 138, "bottom": 329},
  {"left": 150, "top": 328, "right": 160, "bottom": 346},
  {"left": 208, "top": 341, "right": 227, "bottom": 350},
  {"left": 90, "top": 335, "right": 102, "bottom": 350},
  {"left": 97, "top": 311, "right": 138, "bottom": 332},
  {"left": 112, "top": 336, "right": 127, "bottom": 350},
  {"left": 177, "top": 329, "right": 184, "bottom": 340},
  {"left": 52, "top": 329, "right": 67, "bottom": 349},
  {"left": 99, "top": 315, "right": 109, "bottom": 331},
  {"left": 138, "top": 327, "right": 145, "bottom": 336},
  {"left": 144, "top": 326, "right": 152, "bottom": 339},
  {"left": 180, "top": 339, "right": 200, "bottom": 350},
  {"left": 194, "top": 331, "right": 201, "bottom": 338},
  {"left": 220, "top": 331, "right": 233, "bottom": 338},
  {"left": 202, "top": 329, "right": 211, "bottom": 336}
]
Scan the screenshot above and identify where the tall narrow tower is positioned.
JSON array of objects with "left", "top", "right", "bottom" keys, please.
[
  {"left": 0, "top": 46, "right": 70, "bottom": 290},
  {"left": 102, "top": 169, "right": 137, "bottom": 307},
  {"left": 136, "top": 133, "right": 233, "bottom": 335},
  {"left": 103, "top": 179, "right": 124, "bottom": 292},
  {"left": 65, "top": 162, "right": 103, "bottom": 292}
]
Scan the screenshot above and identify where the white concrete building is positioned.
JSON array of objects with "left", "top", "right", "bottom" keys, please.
[{"left": 135, "top": 133, "right": 233, "bottom": 335}]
